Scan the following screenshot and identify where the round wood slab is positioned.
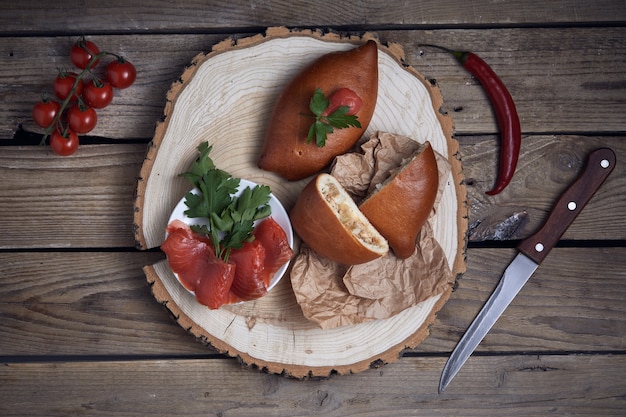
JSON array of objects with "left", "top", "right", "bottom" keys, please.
[{"left": 134, "top": 27, "right": 467, "bottom": 378}]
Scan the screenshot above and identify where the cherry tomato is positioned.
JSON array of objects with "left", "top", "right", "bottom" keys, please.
[
  {"left": 49, "top": 129, "right": 79, "bottom": 156},
  {"left": 32, "top": 99, "right": 61, "bottom": 128},
  {"left": 83, "top": 80, "right": 114, "bottom": 109},
  {"left": 323, "top": 88, "right": 363, "bottom": 116},
  {"left": 67, "top": 104, "right": 97, "bottom": 134},
  {"left": 105, "top": 58, "right": 137, "bottom": 89},
  {"left": 70, "top": 39, "right": 101, "bottom": 69},
  {"left": 53, "top": 72, "right": 83, "bottom": 101}
]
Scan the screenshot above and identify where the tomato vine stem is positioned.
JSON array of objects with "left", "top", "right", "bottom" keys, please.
[{"left": 39, "top": 49, "right": 123, "bottom": 145}]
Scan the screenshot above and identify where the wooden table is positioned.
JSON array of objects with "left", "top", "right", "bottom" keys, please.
[{"left": 1, "top": 1, "right": 625, "bottom": 415}]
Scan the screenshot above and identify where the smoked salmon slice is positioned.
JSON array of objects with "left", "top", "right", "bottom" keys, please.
[
  {"left": 161, "top": 217, "right": 293, "bottom": 309},
  {"left": 253, "top": 217, "right": 294, "bottom": 276},
  {"left": 161, "top": 220, "right": 235, "bottom": 309},
  {"left": 229, "top": 240, "right": 269, "bottom": 301}
]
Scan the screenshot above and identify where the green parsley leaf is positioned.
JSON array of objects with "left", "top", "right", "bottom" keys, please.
[
  {"left": 306, "top": 88, "right": 362, "bottom": 147},
  {"left": 309, "top": 88, "right": 330, "bottom": 117},
  {"left": 324, "top": 105, "right": 360, "bottom": 129},
  {"left": 179, "top": 142, "right": 216, "bottom": 187},
  {"left": 180, "top": 142, "right": 272, "bottom": 262},
  {"left": 234, "top": 185, "right": 272, "bottom": 222}
]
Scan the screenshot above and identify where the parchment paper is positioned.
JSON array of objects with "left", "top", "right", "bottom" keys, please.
[{"left": 290, "top": 132, "right": 454, "bottom": 329}]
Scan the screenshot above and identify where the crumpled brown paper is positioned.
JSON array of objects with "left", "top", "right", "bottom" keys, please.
[{"left": 290, "top": 132, "right": 455, "bottom": 329}]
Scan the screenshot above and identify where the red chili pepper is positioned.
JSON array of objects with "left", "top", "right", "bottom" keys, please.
[{"left": 421, "top": 45, "right": 522, "bottom": 195}]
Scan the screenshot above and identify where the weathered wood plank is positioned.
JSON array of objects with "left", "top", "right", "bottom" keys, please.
[
  {"left": 1, "top": 3, "right": 623, "bottom": 415},
  {"left": 1, "top": 0, "right": 624, "bottom": 33},
  {"left": 2, "top": 27, "right": 626, "bottom": 140},
  {"left": 384, "top": 27, "right": 626, "bottom": 134},
  {"left": 1, "top": 34, "right": 228, "bottom": 140},
  {"left": 0, "top": 144, "right": 147, "bottom": 249},
  {"left": 1, "top": 247, "right": 623, "bottom": 357},
  {"left": 1, "top": 354, "right": 624, "bottom": 416},
  {"left": 420, "top": 246, "right": 626, "bottom": 353},
  {"left": 463, "top": 135, "right": 626, "bottom": 241},
  {"left": 1, "top": 136, "right": 623, "bottom": 250},
  {"left": 0, "top": 251, "right": 207, "bottom": 356}
]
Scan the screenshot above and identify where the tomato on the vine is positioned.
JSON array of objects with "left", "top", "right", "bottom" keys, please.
[
  {"left": 105, "top": 58, "right": 137, "bottom": 89},
  {"left": 322, "top": 88, "right": 363, "bottom": 116},
  {"left": 49, "top": 129, "right": 80, "bottom": 156},
  {"left": 70, "top": 39, "right": 101, "bottom": 69},
  {"left": 34, "top": 37, "right": 137, "bottom": 156},
  {"left": 53, "top": 72, "right": 83, "bottom": 101},
  {"left": 67, "top": 104, "right": 97, "bottom": 134},
  {"left": 83, "top": 80, "right": 114, "bottom": 109},
  {"left": 32, "top": 99, "right": 61, "bottom": 128}
]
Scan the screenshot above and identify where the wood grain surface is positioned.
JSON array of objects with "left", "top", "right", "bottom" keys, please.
[
  {"left": 1, "top": 247, "right": 623, "bottom": 357},
  {"left": 4, "top": 28, "right": 626, "bottom": 140},
  {"left": 132, "top": 28, "right": 465, "bottom": 377},
  {"left": 1, "top": 137, "right": 624, "bottom": 249},
  {"left": 1, "top": 355, "right": 624, "bottom": 416},
  {"left": 1, "top": 0, "right": 625, "bottom": 32},
  {"left": 1, "top": 1, "right": 625, "bottom": 415}
]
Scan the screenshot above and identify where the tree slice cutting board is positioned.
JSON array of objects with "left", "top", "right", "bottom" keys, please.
[{"left": 133, "top": 27, "right": 467, "bottom": 378}]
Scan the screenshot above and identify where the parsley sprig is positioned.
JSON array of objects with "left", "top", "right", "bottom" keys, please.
[
  {"left": 306, "top": 88, "right": 361, "bottom": 147},
  {"left": 180, "top": 142, "right": 271, "bottom": 262}
]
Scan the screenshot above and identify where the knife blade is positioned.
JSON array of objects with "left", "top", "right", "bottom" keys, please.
[{"left": 439, "top": 147, "right": 616, "bottom": 393}]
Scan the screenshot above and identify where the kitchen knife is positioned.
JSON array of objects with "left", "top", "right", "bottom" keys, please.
[{"left": 439, "top": 147, "right": 617, "bottom": 393}]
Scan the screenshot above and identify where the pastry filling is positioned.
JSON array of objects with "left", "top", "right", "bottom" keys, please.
[{"left": 320, "top": 178, "right": 388, "bottom": 252}]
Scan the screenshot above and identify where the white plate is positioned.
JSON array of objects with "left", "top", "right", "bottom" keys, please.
[{"left": 166, "top": 178, "right": 294, "bottom": 298}]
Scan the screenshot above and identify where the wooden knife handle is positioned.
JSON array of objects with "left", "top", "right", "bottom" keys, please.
[{"left": 517, "top": 148, "right": 616, "bottom": 264}]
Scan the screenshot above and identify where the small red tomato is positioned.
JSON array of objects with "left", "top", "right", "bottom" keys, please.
[
  {"left": 322, "top": 88, "right": 363, "bottom": 116},
  {"left": 67, "top": 104, "right": 98, "bottom": 134},
  {"left": 53, "top": 72, "right": 83, "bottom": 101},
  {"left": 32, "top": 99, "right": 61, "bottom": 128},
  {"left": 106, "top": 58, "right": 137, "bottom": 89},
  {"left": 49, "top": 129, "right": 80, "bottom": 156},
  {"left": 83, "top": 80, "right": 114, "bottom": 109},
  {"left": 70, "top": 39, "right": 101, "bottom": 69}
]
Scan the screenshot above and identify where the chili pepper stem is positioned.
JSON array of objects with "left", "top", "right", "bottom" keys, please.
[{"left": 418, "top": 44, "right": 469, "bottom": 64}]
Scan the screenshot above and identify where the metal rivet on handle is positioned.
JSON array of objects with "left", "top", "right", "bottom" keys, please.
[
  {"left": 601, "top": 159, "right": 610, "bottom": 169},
  {"left": 568, "top": 201, "right": 577, "bottom": 211},
  {"left": 535, "top": 243, "right": 544, "bottom": 252}
]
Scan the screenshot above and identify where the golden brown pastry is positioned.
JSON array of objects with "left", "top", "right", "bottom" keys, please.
[
  {"left": 359, "top": 141, "right": 438, "bottom": 259},
  {"left": 258, "top": 40, "right": 378, "bottom": 180},
  {"left": 290, "top": 173, "right": 389, "bottom": 265}
]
